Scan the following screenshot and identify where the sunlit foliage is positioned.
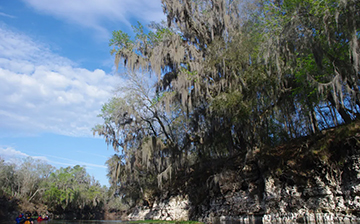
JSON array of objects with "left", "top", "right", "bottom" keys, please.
[{"left": 0, "top": 158, "right": 107, "bottom": 219}]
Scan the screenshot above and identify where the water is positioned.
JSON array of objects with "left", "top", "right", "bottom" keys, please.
[
  {"left": 38, "top": 221, "right": 126, "bottom": 224},
  {"left": 35, "top": 222, "right": 125, "bottom": 224},
  {"left": 5, "top": 221, "right": 160, "bottom": 224}
]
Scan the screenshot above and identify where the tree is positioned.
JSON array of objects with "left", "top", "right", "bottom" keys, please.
[
  {"left": 0, "top": 158, "right": 16, "bottom": 197},
  {"left": 43, "top": 165, "right": 106, "bottom": 218},
  {"left": 259, "top": 0, "right": 360, "bottom": 130},
  {"left": 96, "top": 0, "right": 359, "bottom": 207}
]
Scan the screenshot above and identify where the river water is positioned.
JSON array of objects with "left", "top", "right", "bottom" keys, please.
[
  {"left": 2, "top": 219, "right": 346, "bottom": 224},
  {"left": 5, "top": 221, "right": 158, "bottom": 224}
]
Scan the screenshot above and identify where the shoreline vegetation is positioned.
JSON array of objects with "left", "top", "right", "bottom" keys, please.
[{"left": 1, "top": 119, "right": 359, "bottom": 222}]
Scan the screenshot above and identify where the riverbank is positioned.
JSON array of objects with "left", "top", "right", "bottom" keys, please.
[
  {"left": 3, "top": 120, "right": 360, "bottom": 223},
  {"left": 124, "top": 120, "right": 360, "bottom": 223}
]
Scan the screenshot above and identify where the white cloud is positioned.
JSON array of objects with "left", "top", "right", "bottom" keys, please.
[
  {"left": 22, "top": 0, "right": 165, "bottom": 38},
  {"left": 0, "top": 146, "right": 49, "bottom": 165},
  {"left": 0, "top": 146, "right": 106, "bottom": 169},
  {"left": 0, "top": 146, "right": 29, "bottom": 158},
  {"left": 0, "top": 25, "right": 123, "bottom": 137}
]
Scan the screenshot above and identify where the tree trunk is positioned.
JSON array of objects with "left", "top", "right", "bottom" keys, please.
[{"left": 327, "top": 93, "right": 352, "bottom": 124}]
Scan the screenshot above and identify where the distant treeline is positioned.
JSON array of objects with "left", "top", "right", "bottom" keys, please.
[{"left": 0, "top": 157, "right": 125, "bottom": 219}]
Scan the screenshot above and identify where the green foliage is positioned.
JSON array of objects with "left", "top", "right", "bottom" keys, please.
[
  {"left": 42, "top": 165, "right": 106, "bottom": 214},
  {"left": 110, "top": 30, "right": 133, "bottom": 53},
  {"left": 148, "top": 27, "right": 173, "bottom": 45},
  {"left": 0, "top": 157, "right": 107, "bottom": 218}
]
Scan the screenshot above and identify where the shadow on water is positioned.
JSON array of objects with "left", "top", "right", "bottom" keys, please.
[{"left": 5, "top": 221, "right": 174, "bottom": 224}]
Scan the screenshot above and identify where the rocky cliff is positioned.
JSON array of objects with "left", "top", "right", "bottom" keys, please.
[{"left": 127, "top": 121, "right": 360, "bottom": 223}]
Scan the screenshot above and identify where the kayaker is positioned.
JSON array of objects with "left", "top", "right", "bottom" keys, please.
[
  {"left": 15, "top": 214, "right": 23, "bottom": 224},
  {"left": 20, "top": 212, "right": 34, "bottom": 224}
]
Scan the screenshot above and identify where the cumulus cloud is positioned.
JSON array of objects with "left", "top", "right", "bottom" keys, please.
[
  {"left": 22, "top": 0, "right": 165, "bottom": 38},
  {"left": 0, "top": 146, "right": 29, "bottom": 158},
  {"left": 0, "top": 25, "right": 122, "bottom": 137}
]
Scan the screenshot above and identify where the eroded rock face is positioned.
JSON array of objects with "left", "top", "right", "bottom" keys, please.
[
  {"left": 128, "top": 135, "right": 360, "bottom": 223},
  {"left": 128, "top": 195, "right": 190, "bottom": 221}
]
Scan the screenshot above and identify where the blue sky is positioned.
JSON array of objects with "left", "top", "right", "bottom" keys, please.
[{"left": 0, "top": 0, "right": 165, "bottom": 186}]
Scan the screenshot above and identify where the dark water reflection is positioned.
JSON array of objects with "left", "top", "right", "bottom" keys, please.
[
  {"left": 43, "top": 221, "right": 125, "bottom": 224},
  {"left": 5, "top": 221, "right": 155, "bottom": 224}
]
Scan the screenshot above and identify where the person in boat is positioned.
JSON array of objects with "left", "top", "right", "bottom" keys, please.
[
  {"left": 15, "top": 214, "right": 23, "bottom": 224},
  {"left": 20, "top": 212, "right": 34, "bottom": 224}
]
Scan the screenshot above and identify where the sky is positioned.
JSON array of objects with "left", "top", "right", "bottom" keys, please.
[{"left": 0, "top": 0, "right": 165, "bottom": 186}]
